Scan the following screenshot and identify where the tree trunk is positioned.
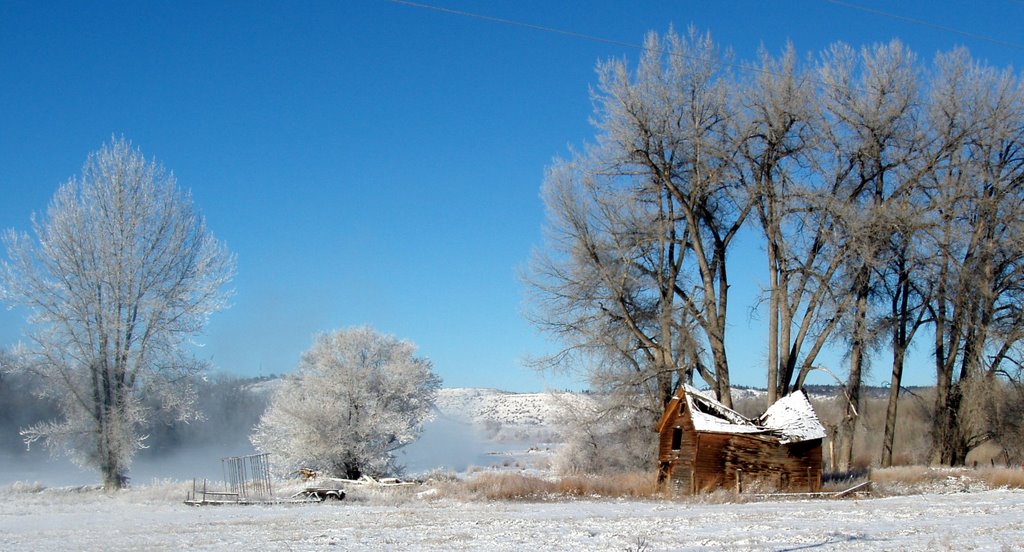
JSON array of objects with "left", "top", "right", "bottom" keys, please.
[
  {"left": 880, "top": 344, "right": 906, "bottom": 468},
  {"left": 767, "top": 269, "right": 779, "bottom": 406},
  {"left": 101, "top": 457, "right": 128, "bottom": 489},
  {"left": 930, "top": 372, "right": 956, "bottom": 465},
  {"left": 882, "top": 266, "right": 916, "bottom": 468},
  {"left": 944, "top": 382, "right": 966, "bottom": 465},
  {"left": 710, "top": 340, "right": 733, "bottom": 409},
  {"left": 838, "top": 266, "right": 870, "bottom": 472},
  {"left": 99, "top": 414, "right": 128, "bottom": 489}
]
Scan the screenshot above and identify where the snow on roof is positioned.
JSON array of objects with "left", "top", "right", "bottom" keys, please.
[
  {"left": 679, "top": 385, "right": 825, "bottom": 444},
  {"left": 757, "top": 390, "right": 827, "bottom": 444},
  {"left": 684, "top": 385, "right": 764, "bottom": 435}
]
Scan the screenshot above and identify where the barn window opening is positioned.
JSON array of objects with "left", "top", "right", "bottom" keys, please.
[{"left": 671, "top": 426, "right": 682, "bottom": 451}]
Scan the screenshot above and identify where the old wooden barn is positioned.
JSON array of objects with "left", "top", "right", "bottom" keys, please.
[{"left": 655, "top": 385, "right": 826, "bottom": 495}]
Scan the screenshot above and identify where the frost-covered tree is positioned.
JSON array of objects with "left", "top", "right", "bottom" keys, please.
[
  {"left": 0, "top": 137, "right": 235, "bottom": 488},
  {"left": 815, "top": 40, "right": 924, "bottom": 471},
  {"left": 251, "top": 327, "right": 441, "bottom": 479},
  {"left": 526, "top": 28, "right": 743, "bottom": 409},
  {"left": 923, "top": 50, "right": 1024, "bottom": 465},
  {"left": 551, "top": 383, "right": 660, "bottom": 475}
]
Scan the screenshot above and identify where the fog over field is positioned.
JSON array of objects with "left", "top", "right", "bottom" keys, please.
[
  {"left": 0, "top": 383, "right": 562, "bottom": 487},
  {"left": 1, "top": 421, "right": 510, "bottom": 487}
]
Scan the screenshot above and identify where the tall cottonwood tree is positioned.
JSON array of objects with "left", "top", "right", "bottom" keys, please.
[
  {"left": 529, "top": 157, "right": 687, "bottom": 407},
  {"left": 876, "top": 197, "right": 932, "bottom": 468},
  {"left": 1, "top": 138, "right": 235, "bottom": 488},
  {"left": 924, "top": 50, "right": 1024, "bottom": 465},
  {"left": 814, "top": 41, "right": 924, "bottom": 471},
  {"left": 738, "top": 45, "right": 853, "bottom": 405},
  {"left": 527, "top": 28, "right": 744, "bottom": 409}
]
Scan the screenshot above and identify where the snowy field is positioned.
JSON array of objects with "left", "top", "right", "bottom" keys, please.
[
  {"left": 3, "top": 388, "right": 1021, "bottom": 550},
  {"left": 1, "top": 483, "right": 1022, "bottom": 551}
]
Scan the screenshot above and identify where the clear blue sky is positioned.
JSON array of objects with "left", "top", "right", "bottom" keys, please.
[{"left": 1, "top": 1, "right": 1021, "bottom": 392}]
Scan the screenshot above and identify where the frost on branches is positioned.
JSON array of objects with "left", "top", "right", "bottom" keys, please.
[
  {"left": 251, "top": 327, "right": 441, "bottom": 480},
  {"left": 0, "top": 137, "right": 235, "bottom": 489}
]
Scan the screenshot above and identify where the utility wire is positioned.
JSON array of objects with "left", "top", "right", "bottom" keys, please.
[
  {"left": 386, "top": 0, "right": 641, "bottom": 51},
  {"left": 388, "top": 0, "right": 1022, "bottom": 95},
  {"left": 384, "top": 0, "right": 854, "bottom": 93},
  {"left": 825, "top": 0, "right": 1024, "bottom": 51}
]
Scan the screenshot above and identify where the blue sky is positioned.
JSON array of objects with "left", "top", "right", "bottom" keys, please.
[{"left": 1, "top": 1, "right": 1021, "bottom": 392}]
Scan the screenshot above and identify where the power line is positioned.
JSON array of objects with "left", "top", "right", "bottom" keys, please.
[
  {"left": 383, "top": 0, "right": 837, "bottom": 90},
  {"left": 386, "top": 0, "right": 641, "bottom": 51},
  {"left": 382, "top": 0, "right": 1021, "bottom": 100},
  {"left": 825, "top": 0, "right": 1024, "bottom": 51}
]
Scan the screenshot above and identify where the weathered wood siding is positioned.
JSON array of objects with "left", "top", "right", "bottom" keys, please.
[
  {"left": 657, "top": 397, "right": 698, "bottom": 494},
  {"left": 657, "top": 394, "right": 823, "bottom": 495},
  {"left": 690, "top": 433, "right": 823, "bottom": 493}
]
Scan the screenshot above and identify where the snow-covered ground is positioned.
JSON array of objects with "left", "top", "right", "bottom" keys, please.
[
  {"left": 1, "top": 482, "right": 1021, "bottom": 550},
  {"left": 4, "top": 387, "right": 1023, "bottom": 550}
]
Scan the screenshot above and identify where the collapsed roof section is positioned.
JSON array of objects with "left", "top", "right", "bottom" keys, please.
[{"left": 680, "top": 385, "right": 826, "bottom": 444}]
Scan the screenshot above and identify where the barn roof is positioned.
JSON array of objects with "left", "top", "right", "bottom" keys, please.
[
  {"left": 684, "top": 385, "right": 764, "bottom": 435},
  {"left": 658, "top": 385, "right": 826, "bottom": 444},
  {"left": 756, "top": 390, "right": 828, "bottom": 443}
]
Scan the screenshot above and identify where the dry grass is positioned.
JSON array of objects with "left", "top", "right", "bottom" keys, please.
[
  {"left": 462, "top": 472, "right": 556, "bottom": 500},
  {"left": 555, "top": 472, "right": 659, "bottom": 498},
  {"left": 869, "top": 466, "right": 1024, "bottom": 495},
  {"left": 870, "top": 466, "right": 940, "bottom": 486},
  {"left": 976, "top": 467, "right": 1024, "bottom": 489},
  {"left": 434, "top": 470, "right": 660, "bottom": 501},
  {"left": 438, "top": 465, "right": 1024, "bottom": 502}
]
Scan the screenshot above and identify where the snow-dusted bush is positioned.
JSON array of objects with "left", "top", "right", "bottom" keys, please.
[
  {"left": 251, "top": 327, "right": 440, "bottom": 479},
  {"left": 552, "top": 392, "right": 657, "bottom": 475}
]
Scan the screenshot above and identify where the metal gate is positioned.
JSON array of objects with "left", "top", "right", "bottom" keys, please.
[{"left": 221, "top": 452, "right": 273, "bottom": 499}]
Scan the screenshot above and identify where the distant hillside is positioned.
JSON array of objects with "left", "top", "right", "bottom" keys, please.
[
  {"left": 433, "top": 388, "right": 593, "bottom": 443},
  {"left": 239, "top": 377, "right": 932, "bottom": 441},
  {"left": 731, "top": 384, "right": 933, "bottom": 401}
]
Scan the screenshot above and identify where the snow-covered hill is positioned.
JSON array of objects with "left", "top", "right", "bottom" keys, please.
[
  {"left": 247, "top": 381, "right": 823, "bottom": 438},
  {"left": 434, "top": 388, "right": 589, "bottom": 426}
]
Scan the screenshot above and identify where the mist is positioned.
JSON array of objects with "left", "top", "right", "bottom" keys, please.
[
  {"left": 0, "top": 371, "right": 268, "bottom": 487},
  {"left": 0, "top": 372, "right": 538, "bottom": 486},
  {"left": 1, "top": 443, "right": 257, "bottom": 487},
  {"left": 400, "top": 415, "right": 532, "bottom": 476}
]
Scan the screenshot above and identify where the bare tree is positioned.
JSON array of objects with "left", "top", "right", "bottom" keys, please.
[
  {"left": 251, "top": 327, "right": 441, "bottom": 479},
  {"left": 526, "top": 28, "right": 743, "bottom": 408},
  {"left": 872, "top": 194, "right": 934, "bottom": 467},
  {"left": 924, "top": 49, "right": 1024, "bottom": 465},
  {"left": 812, "top": 40, "right": 925, "bottom": 471},
  {"left": 737, "top": 44, "right": 854, "bottom": 404},
  {"left": 0, "top": 137, "right": 235, "bottom": 488}
]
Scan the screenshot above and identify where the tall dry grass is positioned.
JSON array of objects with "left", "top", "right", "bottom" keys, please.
[
  {"left": 555, "top": 472, "right": 659, "bottom": 498},
  {"left": 870, "top": 466, "right": 1024, "bottom": 495},
  {"left": 435, "top": 471, "right": 660, "bottom": 501},
  {"left": 974, "top": 467, "right": 1024, "bottom": 489}
]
